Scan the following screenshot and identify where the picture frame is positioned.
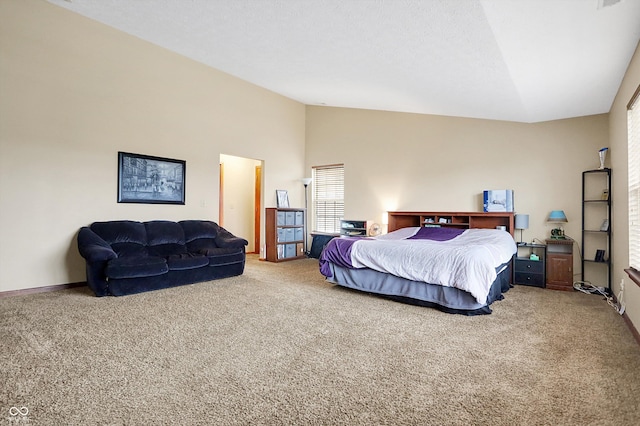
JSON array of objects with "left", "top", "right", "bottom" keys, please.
[
  {"left": 276, "top": 190, "right": 290, "bottom": 208},
  {"left": 600, "top": 219, "right": 609, "bottom": 232},
  {"left": 118, "top": 152, "right": 185, "bottom": 204}
]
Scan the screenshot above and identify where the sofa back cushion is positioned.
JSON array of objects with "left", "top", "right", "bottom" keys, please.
[
  {"left": 145, "top": 221, "right": 187, "bottom": 257},
  {"left": 90, "top": 221, "right": 148, "bottom": 257},
  {"left": 180, "top": 220, "right": 220, "bottom": 252}
]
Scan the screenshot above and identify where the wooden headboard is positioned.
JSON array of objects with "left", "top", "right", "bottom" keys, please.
[{"left": 387, "top": 211, "right": 515, "bottom": 237}]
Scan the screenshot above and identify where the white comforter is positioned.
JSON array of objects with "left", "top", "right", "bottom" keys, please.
[{"left": 349, "top": 227, "right": 517, "bottom": 304}]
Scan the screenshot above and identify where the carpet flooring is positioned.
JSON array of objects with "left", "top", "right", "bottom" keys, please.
[{"left": 2, "top": 254, "right": 640, "bottom": 425}]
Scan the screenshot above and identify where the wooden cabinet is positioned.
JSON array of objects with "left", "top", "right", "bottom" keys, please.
[
  {"left": 387, "top": 211, "right": 514, "bottom": 236},
  {"left": 265, "top": 208, "right": 306, "bottom": 262},
  {"left": 546, "top": 238, "right": 574, "bottom": 291}
]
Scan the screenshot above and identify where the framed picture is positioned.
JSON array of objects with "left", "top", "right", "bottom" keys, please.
[
  {"left": 276, "top": 190, "right": 290, "bottom": 208},
  {"left": 483, "top": 190, "right": 514, "bottom": 212},
  {"left": 118, "top": 152, "right": 185, "bottom": 204}
]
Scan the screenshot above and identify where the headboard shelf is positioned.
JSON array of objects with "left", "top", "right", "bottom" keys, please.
[{"left": 387, "top": 211, "right": 515, "bottom": 237}]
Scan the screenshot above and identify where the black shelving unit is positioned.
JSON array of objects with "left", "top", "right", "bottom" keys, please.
[{"left": 581, "top": 168, "right": 611, "bottom": 294}]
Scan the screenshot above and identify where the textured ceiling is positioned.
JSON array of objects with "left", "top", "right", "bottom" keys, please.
[{"left": 47, "top": 0, "right": 640, "bottom": 123}]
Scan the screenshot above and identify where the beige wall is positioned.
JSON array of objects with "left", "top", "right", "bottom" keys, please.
[
  {"left": 306, "top": 107, "right": 608, "bottom": 245},
  {"left": 0, "top": 0, "right": 306, "bottom": 291},
  {"left": 609, "top": 41, "right": 640, "bottom": 330}
]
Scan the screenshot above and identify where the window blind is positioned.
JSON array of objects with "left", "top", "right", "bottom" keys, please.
[
  {"left": 312, "top": 164, "right": 344, "bottom": 233},
  {"left": 628, "top": 85, "right": 640, "bottom": 270}
]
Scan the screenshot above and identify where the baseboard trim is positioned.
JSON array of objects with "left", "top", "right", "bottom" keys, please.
[{"left": 0, "top": 282, "right": 87, "bottom": 298}]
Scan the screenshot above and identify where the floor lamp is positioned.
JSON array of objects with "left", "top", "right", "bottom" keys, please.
[{"left": 301, "top": 177, "right": 312, "bottom": 255}]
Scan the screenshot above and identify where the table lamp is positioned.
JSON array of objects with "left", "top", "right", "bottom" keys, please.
[
  {"left": 547, "top": 210, "right": 568, "bottom": 239},
  {"left": 514, "top": 214, "right": 529, "bottom": 245}
]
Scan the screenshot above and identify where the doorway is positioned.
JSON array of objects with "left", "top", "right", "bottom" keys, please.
[{"left": 219, "top": 154, "right": 263, "bottom": 254}]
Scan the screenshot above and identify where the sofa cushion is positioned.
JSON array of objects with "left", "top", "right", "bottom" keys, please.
[
  {"left": 91, "top": 221, "right": 148, "bottom": 257},
  {"left": 106, "top": 256, "right": 168, "bottom": 279},
  {"left": 166, "top": 253, "right": 210, "bottom": 271},
  {"left": 199, "top": 247, "right": 245, "bottom": 266},
  {"left": 145, "top": 221, "right": 188, "bottom": 257},
  {"left": 180, "top": 220, "right": 220, "bottom": 252}
]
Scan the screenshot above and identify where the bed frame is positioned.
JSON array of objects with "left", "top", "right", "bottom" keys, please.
[
  {"left": 327, "top": 261, "right": 513, "bottom": 315},
  {"left": 387, "top": 211, "right": 515, "bottom": 237}
]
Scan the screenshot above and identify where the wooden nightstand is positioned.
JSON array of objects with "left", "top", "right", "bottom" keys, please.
[{"left": 546, "top": 238, "right": 574, "bottom": 291}]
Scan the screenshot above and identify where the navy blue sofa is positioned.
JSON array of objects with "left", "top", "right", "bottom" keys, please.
[{"left": 77, "top": 220, "right": 248, "bottom": 296}]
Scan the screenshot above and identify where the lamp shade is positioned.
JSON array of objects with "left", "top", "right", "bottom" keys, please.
[
  {"left": 301, "top": 177, "right": 312, "bottom": 186},
  {"left": 548, "top": 210, "right": 568, "bottom": 222},
  {"left": 515, "top": 214, "right": 529, "bottom": 230}
]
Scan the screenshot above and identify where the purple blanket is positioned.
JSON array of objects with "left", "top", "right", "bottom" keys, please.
[
  {"left": 318, "top": 236, "right": 363, "bottom": 277},
  {"left": 408, "top": 226, "right": 464, "bottom": 241},
  {"left": 319, "top": 227, "right": 464, "bottom": 278}
]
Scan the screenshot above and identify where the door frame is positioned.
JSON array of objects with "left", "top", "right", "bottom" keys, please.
[{"left": 254, "top": 165, "right": 261, "bottom": 255}]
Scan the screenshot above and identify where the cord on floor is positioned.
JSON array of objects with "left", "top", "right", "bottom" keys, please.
[{"left": 573, "top": 280, "right": 625, "bottom": 315}]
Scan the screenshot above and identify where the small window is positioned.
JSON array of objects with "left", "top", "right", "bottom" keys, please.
[{"left": 312, "top": 164, "right": 344, "bottom": 234}]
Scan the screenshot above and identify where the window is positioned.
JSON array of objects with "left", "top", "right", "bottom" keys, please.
[
  {"left": 627, "top": 84, "right": 640, "bottom": 284},
  {"left": 312, "top": 164, "right": 344, "bottom": 234}
]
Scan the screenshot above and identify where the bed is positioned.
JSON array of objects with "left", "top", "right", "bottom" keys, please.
[{"left": 319, "top": 225, "right": 517, "bottom": 315}]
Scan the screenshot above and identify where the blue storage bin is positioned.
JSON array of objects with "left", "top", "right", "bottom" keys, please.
[{"left": 285, "top": 211, "right": 295, "bottom": 225}]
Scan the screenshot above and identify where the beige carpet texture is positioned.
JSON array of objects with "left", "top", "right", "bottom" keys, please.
[{"left": 2, "top": 255, "right": 640, "bottom": 425}]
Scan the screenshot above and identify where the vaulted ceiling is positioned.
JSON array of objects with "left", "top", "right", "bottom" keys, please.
[{"left": 47, "top": 0, "right": 640, "bottom": 123}]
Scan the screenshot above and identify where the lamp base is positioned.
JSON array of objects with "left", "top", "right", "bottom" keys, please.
[{"left": 550, "top": 228, "right": 565, "bottom": 239}]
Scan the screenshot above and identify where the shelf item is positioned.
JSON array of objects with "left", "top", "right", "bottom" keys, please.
[
  {"left": 387, "top": 211, "right": 514, "bottom": 236},
  {"left": 265, "top": 208, "right": 306, "bottom": 262},
  {"left": 483, "top": 190, "right": 514, "bottom": 212},
  {"left": 546, "top": 238, "right": 574, "bottom": 291},
  {"left": 514, "top": 243, "right": 546, "bottom": 288},
  {"left": 581, "top": 168, "right": 611, "bottom": 293},
  {"left": 340, "top": 219, "right": 367, "bottom": 237}
]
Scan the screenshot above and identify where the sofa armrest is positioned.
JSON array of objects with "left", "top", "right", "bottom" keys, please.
[
  {"left": 215, "top": 227, "right": 248, "bottom": 248},
  {"left": 77, "top": 227, "right": 117, "bottom": 263}
]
